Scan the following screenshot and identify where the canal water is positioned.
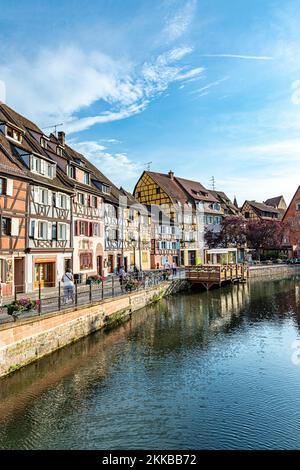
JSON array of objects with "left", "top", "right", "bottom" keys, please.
[{"left": 1, "top": 276, "right": 300, "bottom": 450}]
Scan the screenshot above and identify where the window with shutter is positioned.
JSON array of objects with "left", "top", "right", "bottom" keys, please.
[
  {"left": 11, "top": 218, "right": 19, "bottom": 236},
  {"left": 52, "top": 223, "right": 57, "bottom": 240},
  {"left": 6, "top": 179, "right": 13, "bottom": 196},
  {"left": 1, "top": 217, "right": 11, "bottom": 236},
  {"left": 0, "top": 178, "right": 7, "bottom": 195},
  {"left": 29, "top": 220, "right": 35, "bottom": 238}
]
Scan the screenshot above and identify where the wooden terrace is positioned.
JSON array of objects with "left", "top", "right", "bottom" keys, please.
[{"left": 185, "top": 264, "right": 248, "bottom": 290}]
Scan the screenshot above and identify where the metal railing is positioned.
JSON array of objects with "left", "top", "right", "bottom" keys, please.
[{"left": 0, "top": 268, "right": 186, "bottom": 325}]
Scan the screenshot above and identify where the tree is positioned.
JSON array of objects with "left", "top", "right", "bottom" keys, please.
[
  {"left": 246, "top": 219, "right": 285, "bottom": 259},
  {"left": 205, "top": 216, "right": 247, "bottom": 248},
  {"left": 205, "top": 216, "right": 286, "bottom": 260}
]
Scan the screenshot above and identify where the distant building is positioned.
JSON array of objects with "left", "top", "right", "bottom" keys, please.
[
  {"left": 241, "top": 200, "right": 283, "bottom": 221},
  {"left": 282, "top": 187, "right": 300, "bottom": 257}
]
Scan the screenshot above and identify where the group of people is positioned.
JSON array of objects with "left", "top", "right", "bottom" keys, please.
[
  {"left": 61, "top": 260, "right": 178, "bottom": 303},
  {"left": 156, "top": 261, "right": 177, "bottom": 276}
]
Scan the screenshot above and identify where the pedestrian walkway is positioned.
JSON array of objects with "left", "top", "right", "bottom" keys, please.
[{"left": 0, "top": 269, "right": 186, "bottom": 325}]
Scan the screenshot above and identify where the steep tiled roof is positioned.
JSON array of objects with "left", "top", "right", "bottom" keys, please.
[
  {"left": 0, "top": 102, "right": 42, "bottom": 133},
  {"left": 0, "top": 140, "right": 28, "bottom": 178},
  {"left": 48, "top": 133, "right": 123, "bottom": 204},
  {"left": 210, "top": 190, "right": 239, "bottom": 214},
  {"left": 175, "top": 176, "right": 217, "bottom": 203},
  {"left": 244, "top": 200, "right": 283, "bottom": 220},
  {"left": 147, "top": 171, "right": 189, "bottom": 206},
  {"left": 0, "top": 104, "right": 73, "bottom": 192},
  {"left": 264, "top": 196, "right": 284, "bottom": 208}
]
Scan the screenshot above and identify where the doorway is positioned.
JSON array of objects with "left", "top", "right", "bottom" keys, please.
[
  {"left": 14, "top": 258, "right": 25, "bottom": 293},
  {"left": 97, "top": 255, "right": 103, "bottom": 276},
  {"left": 34, "top": 261, "right": 55, "bottom": 288},
  {"left": 108, "top": 254, "right": 114, "bottom": 273},
  {"left": 188, "top": 250, "right": 196, "bottom": 266}
]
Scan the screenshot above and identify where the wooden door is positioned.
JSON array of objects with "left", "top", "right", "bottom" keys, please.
[
  {"left": 97, "top": 256, "right": 103, "bottom": 276},
  {"left": 14, "top": 258, "right": 25, "bottom": 293},
  {"left": 34, "top": 262, "right": 55, "bottom": 288}
]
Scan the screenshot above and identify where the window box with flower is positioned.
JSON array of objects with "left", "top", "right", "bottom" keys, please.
[{"left": 4, "top": 297, "right": 41, "bottom": 321}]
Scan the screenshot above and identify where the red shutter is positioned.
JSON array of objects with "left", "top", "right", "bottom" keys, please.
[
  {"left": 89, "top": 222, "right": 93, "bottom": 237},
  {"left": 74, "top": 220, "right": 79, "bottom": 236}
]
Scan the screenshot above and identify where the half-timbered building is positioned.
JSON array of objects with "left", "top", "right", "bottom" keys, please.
[
  {"left": 0, "top": 137, "right": 28, "bottom": 295},
  {"left": 149, "top": 205, "right": 180, "bottom": 269},
  {"left": 0, "top": 103, "right": 73, "bottom": 291},
  {"left": 282, "top": 187, "right": 300, "bottom": 257},
  {"left": 133, "top": 170, "right": 223, "bottom": 265},
  {"left": 119, "top": 188, "right": 151, "bottom": 271},
  {"left": 241, "top": 200, "right": 283, "bottom": 221}
]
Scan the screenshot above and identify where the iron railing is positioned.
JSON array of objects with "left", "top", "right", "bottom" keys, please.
[{"left": 0, "top": 269, "right": 186, "bottom": 325}]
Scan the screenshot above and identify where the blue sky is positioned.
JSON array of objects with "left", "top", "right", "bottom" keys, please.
[{"left": 1, "top": 0, "right": 300, "bottom": 204}]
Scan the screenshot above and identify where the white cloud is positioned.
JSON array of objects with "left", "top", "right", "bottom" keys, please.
[
  {"left": 236, "top": 139, "right": 300, "bottom": 162},
  {"left": 70, "top": 140, "right": 143, "bottom": 185},
  {"left": 163, "top": 0, "right": 197, "bottom": 42},
  {"left": 0, "top": 43, "right": 200, "bottom": 134},
  {"left": 201, "top": 54, "right": 273, "bottom": 61}
]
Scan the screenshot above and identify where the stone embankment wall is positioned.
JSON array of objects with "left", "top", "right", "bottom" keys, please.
[
  {"left": 0, "top": 282, "right": 179, "bottom": 378},
  {"left": 249, "top": 264, "right": 300, "bottom": 278}
]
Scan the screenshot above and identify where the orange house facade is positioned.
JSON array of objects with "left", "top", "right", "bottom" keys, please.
[
  {"left": 282, "top": 186, "right": 300, "bottom": 257},
  {"left": 0, "top": 147, "right": 28, "bottom": 295}
]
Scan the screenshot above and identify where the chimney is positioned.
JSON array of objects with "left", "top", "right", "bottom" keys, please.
[
  {"left": 168, "top": 170, "right": 174, "bottom": 180},
  {"left": 57, "top": 131, "right": 65, "bottom": 147}
]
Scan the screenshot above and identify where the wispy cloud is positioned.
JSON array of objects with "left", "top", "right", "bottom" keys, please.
[
  {"left": 0, "top": 44, "right": 202, "bottom": 134},
  {"left": 201, "top": 54, "right": 273, "bottom": 61},
  {"left": 70, "top": 140, "right": 143, "bottom": 185},
  {"left": 190, "top": 76, "right": 229, "bottom": 95},
  {"left": 163, "top": 0, "right": 197, "bottom": 42}
]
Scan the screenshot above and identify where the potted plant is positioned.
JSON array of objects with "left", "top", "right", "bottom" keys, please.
[
  {"left": 5, "top": 297, "right": 41, "bottom": 321},
  {"left": 86, "top": 275, "right": 101, "bottom": 285}
]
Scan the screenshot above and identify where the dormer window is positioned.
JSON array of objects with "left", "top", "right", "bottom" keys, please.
[
  {"left": 94, "top": 181, "right": 111, "bottom": 194},
  {"left": 30, "top": 155, "right": 56, "bottom": 179},
  {"left": 57, "top": 146, "right": 63, "bottom": 157},
  {"left": 101, "top": 184, "right": 110, "bottom": 194},
  {"left": 83, "top": 172, "right": 90, "bottom": 185},
  {"left": 67, "top": 165, "right": 76, "bottom": 179},
  {"left": 40, "top": 137, "right": 48, "bottom": 149},
  {"left": 6, "top": 126, "right": 23, "bottom": 143}
]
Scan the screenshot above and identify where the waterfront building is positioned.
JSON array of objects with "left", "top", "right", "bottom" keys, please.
[
  {"left": 282, "top": 187, "right": 300, "bottom": 257},
  {"left": 149, "top": 205, "right": 180, "bottom": 269},
  {"left": 0, "top": 103, "right": 73, "bottom": 291},
  {"left": 0, "top": 141, "right": 28, "bottom": 295},
  {"left": 133, "top": 170, "right": 223, "bottom": 265},
  {"left": 119, "top": 188, "right": 151, "bottom": 272},
  {"left": 45, "top": 132, "right": 106, "bottom": 282}
]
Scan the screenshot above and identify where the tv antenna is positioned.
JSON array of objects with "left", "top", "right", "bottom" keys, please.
[
  {"left": 210, "top": 176, "right": 216, "bottom": 191},
  {"left": 145, "top": 161, "right": 152, "bottom": 171},
  {"left": 42, "top": 123, "right": 63, "bottom": 136}
]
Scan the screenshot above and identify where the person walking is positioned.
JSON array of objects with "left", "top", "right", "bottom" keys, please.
[
  {"left": 62, "top": 268, "right": 74, "bottom": 304},
  {"left": 119, "top": 266, "right": 126, "bottom": 292},
  {"left": 172, "top": 261, "right": 177, "bottom": 277}
]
